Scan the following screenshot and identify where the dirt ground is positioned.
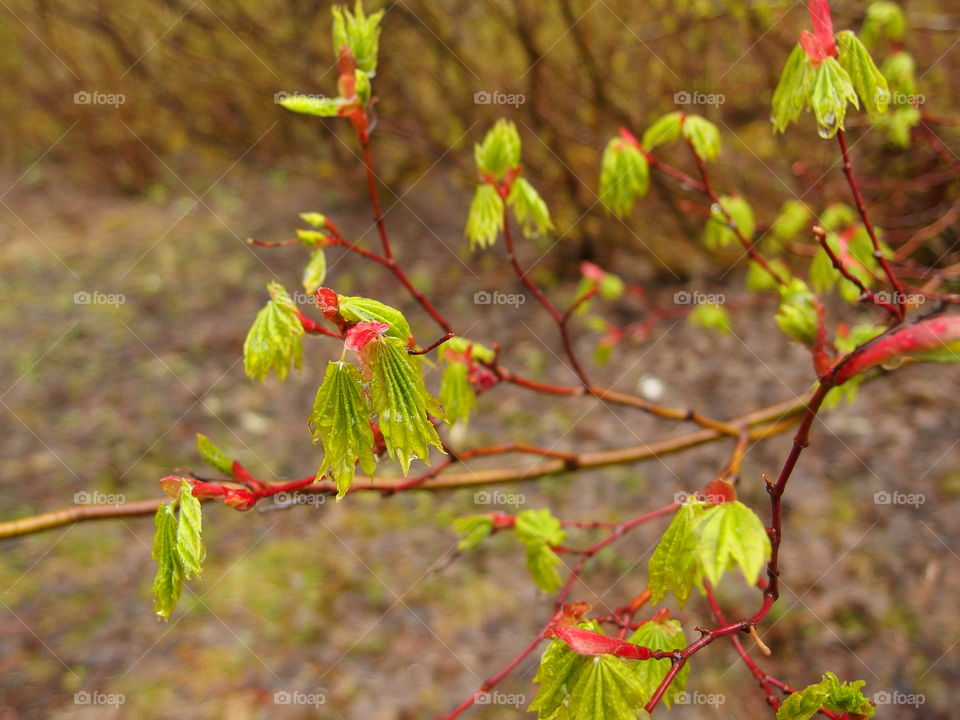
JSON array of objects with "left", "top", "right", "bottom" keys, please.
[{"left": 1, "top": 167, "right": 959, "bottom": 719}]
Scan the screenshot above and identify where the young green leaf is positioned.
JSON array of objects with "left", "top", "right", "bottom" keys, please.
[
  {"left": 648, "top": 502, "right": 704, "bottom": 607},
  {"left": 641, "top": 112, "right": 683, "bottom": 151},
  {"left": 465, "top": 183, "right": 505, "bottom": 249},
  {"left": 682, "top": 115, "right": 721, "bottom": 161},
  {"left": 820, "top": 203, "right": 856, "bottom": 231},
  {"left": 474, "top": 119, "right": 521, "bottom": 180},
  {"left": 309, "top": 361, "right": 377, "bottom": 498},
  {"left": 452, "top": 514, "right": 494, "bottom": 551},
  {"left": 337, "top": 295, "right": 411, "bottom": 343},
  {"left": 441, "top": 336, "right": 496, "bottom": 363},
  {"left": 629, "top": 618, "right": 689, "bottom": 708},
  {"left": 704, "top": 195, "right": 755, "bottom": 249},
  {"left": 516, "top": 508, "right": 567, "bottom": 547},
  {"left": 772, "top": 44, "right": 816, "bottom": 133},
  {"left": 299, "top": 212, "right": 327, "bottom": 228},
  {"left": 525, "top": 543, "right": 565, "bottom": 593},
  {"left": 599, "top": 135, "right": 650, "bottom": 217},
  {"left": 243, "top": 281, "right": 304, "bottom": 382},
  {"left": 280, "top": 94, "right": 346, "bottom": 117},
  {"left": 303, "top": 249, "right": 328, "bottom": 293},
  {"left": 507, "top": 176, "right": 554, "bottom": 238},
  {"left": 195, "top": 433, "right": 233, "bottom": 476},
  {"left": 331, "top": 1, "right": 384, "bottom": 76},
  {"left": 861, "top": 0, "right": 905, "bottom": 47},
  {"left": 687, "top": 303, "right": 731, "bottom": 335},
  {"left": 837, "top": 31, "right": 889, "bottom": 115},
  {"left": 810, "top": 56, "right": 858, "bottom": 138},
  {"left": 776, "top": 279, "right": 819, "bottom": 346},
  {"left": 746, "top": 259, "right": 791, "bottom": 293},
  {"left": 693, "top": 500, "right": 771, "bottom": 588},
  {"left": 439, "top": 360, "right": 476, "bottom": 428},
  {"left": 368, "top": 336, "right": 444, "bottom": 474},
  {"left": 176, "top": 481, "right": 205, "bottom": 579},
  {"left": 151, "top": 502, "right": 184, "bottom": 619},
  {"left": 770, "top": 200, "right": 812, "bottom": 245},
  {"left": 516, "top": 508, "right": 567, "bottom": 593},
  {"left": 777, "top": 672, "right": 874, "bottom": 720}
]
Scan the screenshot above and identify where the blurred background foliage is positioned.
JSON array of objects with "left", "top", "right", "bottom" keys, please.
[{"left": 2, "top": 0, "right": 958, "bottom": 273}]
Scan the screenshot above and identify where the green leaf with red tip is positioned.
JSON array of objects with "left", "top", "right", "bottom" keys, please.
[
  {"left": 331, "top": 1, "right": 383, "bottom": 77},
  {"left": 309, "top": 361, "right": 377, "bottom": 498},
  {"left": 337, "top": 294, "right": 411, "bottom": 343},
  {"left": 474, "top": 119, "right": 521, "bottom": 180}
]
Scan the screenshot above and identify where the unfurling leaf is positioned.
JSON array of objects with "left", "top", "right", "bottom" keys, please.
[
  {"left": 243, "top": 281, "right": 304, "bottom": 382},
  {"left": 368, "top": 336, "right": 444, "bottom": 474},
  {"left": 151, "top": 503, "right": 183, "bottom": 619},
  {"left": 453, "top": 514, "right": 494, "bottom": 551},
  {"left": 299, "top": 212, "right": 328, "bottom": 228},
  {"left": 648, "top": 502, "right": 704, "bottom": 607},
  {"left": 776, "top": 279, "right": 819, "bottom": 346},
  {"left": 466, "top": 183, "right": 505, "bottom": 249},
  {"left": 693, "top": 500, "right": 771, "bottom": 588},
  {"left": 810, "top": 56, "right": 858, "bottom": 138},
  {"left": 439, "top": 360, "right": 476, "bottom": 428},
  {"left": 474, "top": 119, "right": 521, "bottom": 180},
  {"left": 516, "top": 509, "right": 567, "bottom": 593},
  {"left": 441, "top": 336, "right": 495, "bottom": 363},
  {"left": 280, "top": 94, "right": 345, "bottom": 117},
  {"left": 176, "top": 481, "right": 205, "bottom": 579},
  {"left": 642, "top": 112, "right": 683, "bottom": 151},
  {"left": 309, "top": 361, "right": 376, "bottom": 498},
  {"left": 599, "top": 133, "right": 649, "bottom": 217},
  {"left": 704, "top": 195, "right": 755, "bottom": 249},
  {"left": 508, "top": 176, "right": 554, "bottom": 238},
  {"left": 302, "top": 249, "right": 328, "bottom": 293},
  {"left": 777, "top": 672, "right": 874, "bottom": 720},
  {"left": 196, "top": 433, "right": 233, "bottom": 476},
  {"left": 772, "top": 44, "right": 816, "bottom": 133},
  {"left": 770, "top": 200, "right": 812, "bottom": 246},
  {"left": 629, "top": 618, "right": 689, "bottom": 708},
  {"left": 337, "top": 294, "right": 411, "bottom": 343},
  {"left": 331, "top": 1, "right": 384, "bottom": 76},
  {"left": 682, "top": 115, "right": 721, "bottom": 161},
  {"left": 837, "top": 31, "right": 889, "bottom": 115}
]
